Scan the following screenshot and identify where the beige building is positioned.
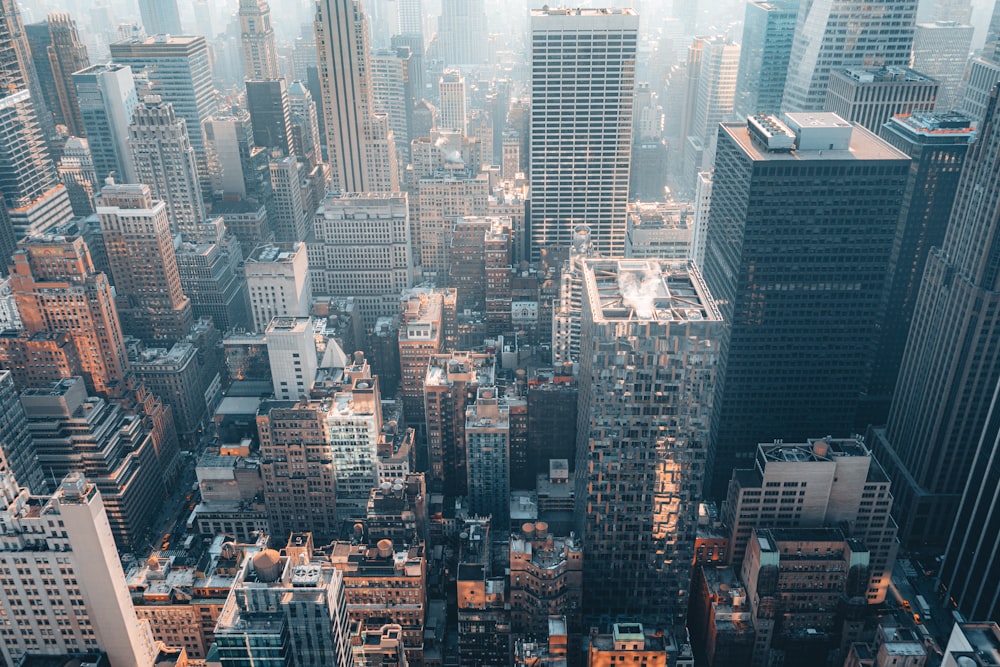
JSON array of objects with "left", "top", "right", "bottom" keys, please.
[
  {"left": 244, "top": 242, "right": 312, "bottom": 333},
  {"left": 509, "top": 523, "right": 582, "bottom": 637},
  {"left": 330, "top": 539, "right": 427, "bottom": 666},
  {"left": 721, "top": 438, "right": 899, "bottom": 603},
  {"left": 414, "top": 171, "right": 489, "bottom": 273},
  {"left": 398, "top": 288, "right": 456, "bottom": 423}
]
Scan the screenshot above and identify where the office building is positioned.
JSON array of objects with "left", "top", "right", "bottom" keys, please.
[
  {"left": 438, "top": 0, "right": 487, "bottom": 65},
  {"left": 439, "top": 69, "right": 467, "bottom": 135},
  {"left": 9, "top": 235, "right": 129, "bottom": 395},
  {"left": 73, "top": 63, "right": 139, "bottom": 184},
  {"left": 0, "top": 90, "right": 72, "bottom": 240},
  {"left": 530, "top": 7, "right": 636, "bottom": 259},
  {"left": 245, "top": 78, "right": 293, "bottom": 156},
  {"left": 574, "top": 258, "right": 722, "bottom": 629},
  {"left": 721, "top": 438, "right": 899, "bottom": 603},
  {"left": 0, "top": 370, "right": 42, "bottom": 492},
  {"left": 414, "top": 171, "right": 490, "bottom": 274},
  {"left": 551, "top": 226, "right": 596, "bottom": 364},
  {"left": 824, "top": 67, "right": 938, "bottom": 133},
  {"left": 457, "top": 518, "right": 511, "bottom": 665},
  {"left": 680, "top": 36, "right": 741, "bottom": 192},
  {"left": 959, "top": 56, "right": 1000, "bottom": 127},
  {"left": 138, "top": 0, "right": 181, "bottom": 35},
  {"left": 329, "top": 538, "right": 427, "bottom": 665},
  {"left": 398, "top": 288, "right": 456, "bottom": 423},
  {"left": 424, "top": 351, "right": 495, "bottom": 496},
  {"left": 110, "top": 35, "right": 217, "bottom": 169},
  {"left": 702, "top": 113, "right": 909, "bottom": 497},
  {"left": 174, "top": 219, "right": 251, "bottom": 333},
  {"left": 0, "top": 472, "right": 159, "bottom": 667},
  {"left": 214, "top": 538, "right": 353, "bottom": 666},
  {"left": 288, "top": 80, "right": 323, "bottom": 167},
  {"left": 35, "top": 14, "right": 89, "bottom": 137},
  {"left": 20, "top": 378, "right": 165, "bottom": 552},
  {"left": 129, "top": 342, "right": 210, "bottom": 443},
  {"left": 861, "top": 111, "right": 974, "bottom": 425},
  {"left": 315, "top": 0, "right": 399, "bottom": 192},
  {"left": 370, "top": 47, "right": 413, "bottom": 171},
  {"left": 911, "top": 21, "right": 974, "bottom": 112},
  {"left": 742, "top": 527, "right": 870, "bottom": 666},
  {"left": 129, "top": 95, "right": 206, "bottom": 231},
  {"left": 326, "top": 363, "right": 383, "bottom": 518},
  {"left": 267, "top": 156, "right": 310, "bottom": 243},
  {"left": 465, "top": 387, "right": 510, "bottom": 523},
  {"left": 509, "top": 523, "right": 582, "bottom": 637},
  {"left": 938, "top": 624, "right": 1000, "bottom": 666},
  {"left": 734, "top": 0, "right": 798, "bottom": 118},
  {"left": 204, "top": 112, "right": 262, "bottom": 200},
  {"left": 264, "top": 317, "right": 318, "bottom": 401},
  {"left": 782, "top": 0, "right": 917, "bottom": 112},
  {"left": 625, "top": 201, "right": 694, "bottom": 259},
  {"left": 97, "top": 183, "right": 194, "bottom": 344},
  {"left": 244, "top": 242, "right": 311, "bottom": 332},
  {"left": 871, "top": 87, "right": 1000, "bottom": 548},
  {"left": 257, "top": 398, "right": 339, "bottom": 539},
  {"left": 239, "top": 0, "right": 279, "bottom": 81},
  {"left": 57, "top": 137, "right": 97, "bottom": 216},
  {"left": 309, "top": 192, "right": 413, "bottom": 330},
  {"left": 587, "top": 624, "right": 676, "bottom": 667}
]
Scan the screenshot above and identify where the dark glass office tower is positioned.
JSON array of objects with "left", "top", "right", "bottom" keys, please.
[
  {"left": 871, "top": 86, "right": 1000, "bottom": 546},
  {"left": 702, "top": 113, "right": 909, "bottom": 498},
  {"left": 734, "top": 0, "right": 798, "bottom": 118},
  {"left": 857, "top": 111, "right": 974, "bottom": 428}
]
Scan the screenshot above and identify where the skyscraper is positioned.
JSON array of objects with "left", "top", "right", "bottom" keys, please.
[
  {"left": 128, "top": 95, "right": 206, "bottom": 231},
  {"left": 110, "top": 35, "right": 218, "bottom": 171},
  {"left": 315, "top": 0, "right": 400, "bottom": 192},
  {"left": 782, "top": 0, "right": 917, "bottom": 112},
  {"left": 871, "top": 86, "right": 1000, "bottom": 546},
  {"left": 370, "top": 48, "right": 413, "bottom": 167},
  {"left": 574, "top": 258, "right": 722, "bottom": 629},
  {"left": 0, "top": 370, "right": 42, "bottom": 493},
  {"left": 288, "top": 80, "right": 323, "bottom": 167},
  {"left": 245, "top": 78, "right": 294, "bottom": 156},
  {"left": 439, "top": 68, "right": 467, "bottom": 135},
  {"left": 239, "top": 0, "right": 280, "bottom": 81},
  {"left": 244, "top": 242, "right": 312, "bottom": 333},
  {"left": 97, "top": 183, "right": 194, "bottom": 344},
  {"left": 824, "top": 67, "right": 938, "bottom": 133},
  {"left": 438, "top": 0, "right": 487, "bottom": 65},
  {"left": 734, "top": 0, "right": 798, "bottom": 118},
  {"left": 911, "top": 21, "right": 974, "bottom": 112},
  {"left": 861, "top": 111, "right": 974, "bottom": 426},
  {"left": 529, "top": 7, "right": 637, "bottom": 259},
  {"left": 9, "top": 235, "right": 129, "bottom": 395},
  {"left": 0, "top": 472, "right": 160, "bottom": 666},
  {"left": 138, "top": 0, "right": 181, "bottom": 36},
  {"left": 34, "top": 14, "right": 89, "bottom": 137},
  {"left": 73, "top": 63, "right": 139, "bottom": 183},
  {"left": 702, "top": 113, "right": 910, "bottom": 498}
]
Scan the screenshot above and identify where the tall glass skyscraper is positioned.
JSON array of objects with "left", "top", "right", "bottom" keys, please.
[
  {"left": 782, "top": 0, "right": 916, "bottom": 112},
  {"left": 734, "top": 0, "right": 799, "bottom": 118},
  {"left": 529, "top": 7, "right": 638, "bottom": 260}
]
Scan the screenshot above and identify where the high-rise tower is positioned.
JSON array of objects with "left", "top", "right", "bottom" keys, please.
[
  {"left": 36, "top": 13, "right": 90, "bottom": 137},
  {"left": 529, "top": 7, "right": 637, "bottom": 259},
  {"left": 239, "top": 0, "right": 280, "bottom": 81},
  {"left": 9, "top": 235, "right": 129, "bottom": 395},
  {"left": 315, "top": 0, "right": 399, "bottom": 192},
  {"left": 138, "top": 0, "right": 181, "bottom": 36},
  {"left": 439, "top": 0, "right": 487, "bottom": 65},
  {"left": 734, "top": 0, "right": 798, "bottom": 118},
  {"left": 782, "top": 0, "right": 917, "bottom": 112},
  {"left": 97, "top": 183, "right": 194, "bottom": 344},
  {"left": 702, "top": 113, "right": 910, "bottom": 498},
  {"left": 871, "top": 86, "right": 1000, "bottom": 546},
  {"left": 574, "top": 258, "right": 722, "bottom": 629},
  {"left": 73, "top": 63, "right": 139, "bottom": 183},
  {"left": 128, "top": 95, "right": 206, "bottom": 231}
]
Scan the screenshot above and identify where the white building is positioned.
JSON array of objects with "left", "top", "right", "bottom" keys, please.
[
  {"left": 625, "top": 201, "right": 694, "bottom": 260},
  {"left": 309, "top": 192, "right": 413, "bottom": 330},
  {"left": 529, "top": 7, "right": 638, "bottom": 259},
  {"left": 328, "top": 363, "right": 383, "bottom": 518},
  {"left": 439, "top": 69, "right": 467, "bottom": 135},
  {"left": 266, "top": 317, "right": 319, "bottom": 400},
  {"left": 245, "top": 242, "right": 312, "bottom": 333},
  {"left": 0, "top": 472, "right": 158, "bottom": 666}
]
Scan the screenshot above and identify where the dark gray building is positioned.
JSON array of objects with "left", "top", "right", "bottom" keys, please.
[
  {"left": 702, "top": 113, "right": 910, "bottom": 498},
  {"left": 858, "top": 111, "right": 974, "bottom": 427},
  {"left": 872, "top": 87, "right": 1000, "bottom": 547},
  {"left": 245, "top": 78, "right": 293, "bottom": 157},
  {"left": 0, "top": 370, "right": 42, "bottom": 493}
]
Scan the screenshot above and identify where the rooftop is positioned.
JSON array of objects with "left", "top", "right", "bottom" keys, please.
[
  {"left": 725, "top": 114, "right": 910, "bottom": 162},
  {"left": 836, "top": 66, "right": 937, "bottom": 84},
  {"left": 580, "top": 258, "right": 722, "bottom": 324},
  {"left": 246, "top": 242, "right": 303, "bottom": 264}
]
